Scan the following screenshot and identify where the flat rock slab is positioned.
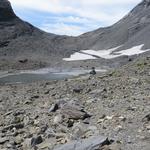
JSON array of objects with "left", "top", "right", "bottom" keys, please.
[
  {"left": 60, "top": 105, "right": 90, "bottom": 120},
  {"left": 53, "top": 135, "right": 109, "bottom": 150}
]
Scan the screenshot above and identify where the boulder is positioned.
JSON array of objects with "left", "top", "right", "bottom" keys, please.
[
  {"left": 60, "top": 104, "right": 90, "bottom": 120},
  {"left": 31, "top": 135, "right": 43, "bottom": 147},
  {"left": 53, "top": 135, "right": 109, "bottom": 150}
]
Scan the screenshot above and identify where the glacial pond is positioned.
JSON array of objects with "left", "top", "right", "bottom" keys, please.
[{"left": 0, "top": 68, "right": 107, "bottom": 85}]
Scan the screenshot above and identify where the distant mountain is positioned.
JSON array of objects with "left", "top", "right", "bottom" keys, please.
[
  {"left": 0, "top": 0, "right": 150, "bottom": 70},
  {"left": 79, "top": 0, "right": 150, "bottom": 50},
  {"left": 0, "top": 0, "right": 77, "bottom": 70}
]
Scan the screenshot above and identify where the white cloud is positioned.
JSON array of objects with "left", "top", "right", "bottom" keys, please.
[
  {"left": 40, "top": 15, "right": 100, "bottom": 36},
  {"left": 41, "top": 22, "right": 86, "bottom": 36},
  {"left": 9, "top": 0, "right": 142, "bottom": 13},
  {"left": 9, "top": 0, "right": 142, "bottom": 36}
]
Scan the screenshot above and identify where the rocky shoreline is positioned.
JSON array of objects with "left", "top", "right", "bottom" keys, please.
[{"left": 0, "top": 56, "right": 150, "bottom": 150}]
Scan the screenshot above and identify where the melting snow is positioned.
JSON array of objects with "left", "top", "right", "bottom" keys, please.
[
  {"left": 114, "top": 44, "right": 149, "bottom": 56},
  {"left": 63, "top": 52, "right": 97, "bottom": 61},
  {"left": 82, "top": 46, "right": 121, "bottom": 59},
  {"left": 63, "top": 44, "right": 150, "bottom": 61}
]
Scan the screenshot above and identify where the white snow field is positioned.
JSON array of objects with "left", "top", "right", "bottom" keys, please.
[
  {"left": 63, "top": 44, "right": 150, "bottom": 61},
  {"left": 63, "top": 52, "right": 97, "bottom": 61},
  {"left": 82, "top": 46, "right": 122, "bottom": 59}
]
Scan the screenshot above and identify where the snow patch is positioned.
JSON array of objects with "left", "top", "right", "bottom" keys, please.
[
  {"left": 114, "top": 44, "right": 148, "bottom": 56},
  {"left": 82, "top": 46, "right": 121, "bottom": 59},
  {"left": 63, "top": 52, "right": 97, "bottom": 61},
  {"left": 63, "top": 44, "right": 150, "bottom": 61}
]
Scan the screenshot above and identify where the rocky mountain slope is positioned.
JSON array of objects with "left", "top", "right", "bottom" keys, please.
[
  {"left": 0, "top": 0, "right": 74, "bottom": 70},
  {"left": 0, "top": 0, "right": 150, "bottom": 70},
  {"left": 79, "top": 0, "right": 150, "bottom": 50},
  {"left": 0, "top": 55, "right": 150, "bottom": 150}
]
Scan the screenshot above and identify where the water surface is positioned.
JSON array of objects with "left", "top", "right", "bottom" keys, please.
[{"left": 0, "top": 68, "right": 107, "bottom": 85}]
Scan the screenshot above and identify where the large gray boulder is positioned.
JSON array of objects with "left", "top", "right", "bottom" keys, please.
[{"left": 53, "top": 135, "right": 109, "bottom": 150}]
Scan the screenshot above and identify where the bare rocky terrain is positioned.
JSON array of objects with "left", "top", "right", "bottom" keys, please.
[
  {"left": 0, "top": 0, "right": 150, "bottom": 150},
  {"left": 0, "top": 56, "right": 150, "bottom": 150}
]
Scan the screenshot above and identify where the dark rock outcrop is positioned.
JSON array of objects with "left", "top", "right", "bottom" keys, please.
[{"left": 0, "top": 0, "right": 16, "bottom": 21}]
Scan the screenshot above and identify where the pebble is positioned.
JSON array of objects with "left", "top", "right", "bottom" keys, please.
[
  {"left": 31, "top": 135, "right": 43, "bottom": 147},
  {"left": 0, "top": 137, "right": 9, "bottom": 144},
  {"left": 53, "top": 114, "right": 63, "bottom": 125},
  {"left": 49, "top": 103, "right": 59, "bottom": 112}
]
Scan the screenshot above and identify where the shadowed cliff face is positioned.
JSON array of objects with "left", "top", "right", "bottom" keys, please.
[
  {"left": 0, "top": 0, "right": 17, "bottom": 21},
  {"left": 0, "top": 0, "right": 39, "bottom": 49}
]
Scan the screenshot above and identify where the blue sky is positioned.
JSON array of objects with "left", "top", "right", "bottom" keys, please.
[{"left": 9, "top": 0, "right": 141, "bottom": 36}]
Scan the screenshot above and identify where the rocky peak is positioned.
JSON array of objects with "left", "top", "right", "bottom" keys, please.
[
  {"left": 0, "top": 0, "right": 17, "bottom": 21},
  {"left": 144, "top": 0, "right": 150, "bottom": 3},
  {"left": 142, "top": 0, "right": 150, "bottom": 7}
]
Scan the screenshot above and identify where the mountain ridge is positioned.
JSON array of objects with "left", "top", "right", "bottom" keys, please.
[{"left": 0, "top": 0, "right": 150, "bottom": 70}]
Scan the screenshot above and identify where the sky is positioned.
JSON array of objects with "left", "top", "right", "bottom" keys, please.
[{"left": 9, "top": 0, "right": 142, "bottom": 36}]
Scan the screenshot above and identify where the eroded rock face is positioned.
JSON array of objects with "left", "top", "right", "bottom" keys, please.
[{"left": 0, "top": 0, "right": 16, "bottom": 21}]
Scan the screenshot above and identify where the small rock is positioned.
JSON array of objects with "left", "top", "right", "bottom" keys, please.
[
  {"left": 114, "top": 125, "right": 123, "bottom": 132},
  {"left": 73, "top": 88, "right": 83, "bottom": 93},
  {"left": 44, "top": 90, "right": 50, "bottom": 94},
  {"left": 13, "top": 110, "right": 25, "bottom": 116},
  {"left": 19, "top": 59, "right": 28, "bottom": 63},
  {"left": 53, "top": 114, "right": 64, "bottom": 125},
  {"left": 30, "top": 95, "right": 39, "bottom": 99},
  {"left": 146, "top": 125, "right": 150, "bottom": 130},
  {"left": 97, "top": 118, "right": 105, "bottom": 124},
  {"left": 2, "top": 123, "right": 24, "bottom": 132},
  {"left": 23, "top": 116, "right": 30, "bottom": 126},
  {"left": 105, "top": 116, "right": 114, "bottom": 120},
  {"left": 127, "top": 106, "right": 136, "bottom": 111},
  {"left": 84, "top": 126, "right": 99, "bottom": 137},
  {"left": 22, "top": 138, "right": 31, "bottom": 150},
  {"left": 72, "top": 123, "right": 87, "bottom": 139},
  {"left": 119, "top": 116, "right": 127, "bottom": 122},
  {"left": 89, "top": 89, "right": 104, "bottom": 95},
  {"left": 143, "top": 114, "right": 150, "bottom": 122},
  {"left": 83, "top": 118, "right": 90, "bottom": 124},
  {"left": 45, "top": 128, "right": 56, "bottom": 138},
  {"left": 67, "top": 119, "right": 74, "bottom": 128},
  {"left": 24, "top": 100, "right": 32, "bottom": 105},
  {"left": 49, "top": 103, "right": 59, "bottom": 112},
  {"left": 31, "top": 135, "right": 43, "bottom": 147},
  {"left": 39, "top": 125, "right": 48, "bottom": 134},
  {"left": 15, "top": 136, "right": 22, "bottom": 144},
  {"left": 0, "top": 137, "right": 9, "bottom": 144}
]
